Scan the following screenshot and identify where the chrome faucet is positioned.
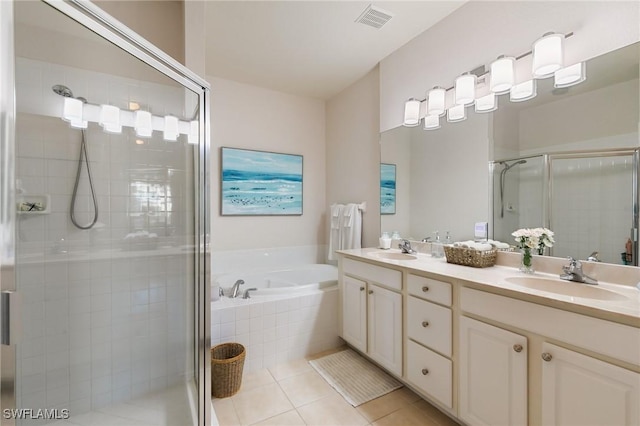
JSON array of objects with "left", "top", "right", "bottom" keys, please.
[
  {"left": 586, "top": 251, "right": 600, "bottom": 262},
  {"left": 242, "top": 288, "right": 257, "bottom": 299},
  {"left": 560, "top": 257, "right": 598, "bottom": 285},
  {"left": 399, "top": 239, "right": 416, "bottom": 254},
  {"left": 230, "top": 279, "right": 245, "bottom": 298}
]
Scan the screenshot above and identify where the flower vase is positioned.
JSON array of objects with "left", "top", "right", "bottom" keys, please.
[{"left": 520, "top": 247, "right": 534, "bottom": 274}]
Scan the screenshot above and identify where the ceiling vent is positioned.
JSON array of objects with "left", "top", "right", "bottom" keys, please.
[{"left": 355, "top": 4, "right": 393, "bottom": 29}]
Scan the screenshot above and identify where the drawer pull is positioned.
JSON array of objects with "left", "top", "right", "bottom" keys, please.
[
  {"left": 421, "top": 368, "right": 429, "bottom": 375},
  {"left": 422, "top": 286, "right": 429, "bottom": 292},
  {"left": 368, "top": 290, "right": 373, "bottom": 295},
  {"left": 541, "top": 352, "right": 553, "bottom": 362},
  {"left": 513, "top": 344, "right": 523, "bottom": 353},
  {"left": 360, "top": 287, "right": 365, "bottom": 291},
  {"left": 421, "top": 321, "right": 429, "bottom": 328}
]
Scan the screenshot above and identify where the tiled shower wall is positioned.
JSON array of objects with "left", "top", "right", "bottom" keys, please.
[{"left": 15, "top": 58, "right": 195, "bottom": 419}]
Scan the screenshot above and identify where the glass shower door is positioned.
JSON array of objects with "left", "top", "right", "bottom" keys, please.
[
  {"left": 2, "top": 1, "right": 209, "bottom": 425},
  {"left": 550, "top": 152, "right": 637, "bottom": 264}
]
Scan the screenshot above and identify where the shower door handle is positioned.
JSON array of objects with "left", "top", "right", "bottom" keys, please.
[{"left": 1, "top": 291, "right": 21, "bottom": 346}]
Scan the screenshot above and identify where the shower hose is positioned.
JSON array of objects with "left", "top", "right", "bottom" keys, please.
[{"left": 70, "top": 129, "right": 99, "bottom": 229}]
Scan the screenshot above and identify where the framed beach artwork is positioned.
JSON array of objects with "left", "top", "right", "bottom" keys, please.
[
  {"left": 220, "top": 147, "right": 303, "bottom": 215},
  {"left": 380, "top": 163, "right": 396, "bottom": 215}
]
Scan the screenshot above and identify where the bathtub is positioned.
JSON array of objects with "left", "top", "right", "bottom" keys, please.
[
  {"left": 211, "top": 263, "right": 342, "bottom": 372},
  {"left": 215, "top": 263, "right": 338, "bottom": 297}
]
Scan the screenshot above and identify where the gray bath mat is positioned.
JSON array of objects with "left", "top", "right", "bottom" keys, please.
[{"left": 309, "top": 349, "right": 403, "bottom": 407}]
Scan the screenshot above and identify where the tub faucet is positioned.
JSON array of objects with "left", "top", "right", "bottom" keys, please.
[
  {"left": 560, "top": 257, "right": 598, "bottom": 285},
  {"left": 399, "top": 239, "right": 416, "bottom": 254},
  {"left": 243, "top": 288, "right": 257, "bottom": 299},
  {"left": 230, "top": 279, "right": 245, "bottom": 298}
]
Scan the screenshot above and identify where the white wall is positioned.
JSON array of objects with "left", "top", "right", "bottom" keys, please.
[
  {"left": 209, "top": 77, "right": 326, "bottom": 252},
  {"left": 380, "top": 1, "right": 640, "bottom": 132},
  {"left": 326, "top": 67, "right": 381, "bottom": 248},
  {"left": 409, "top": 112, "right": 490, "bottom": 242}
]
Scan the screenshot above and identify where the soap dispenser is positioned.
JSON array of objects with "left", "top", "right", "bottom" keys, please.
[
  {"left": 432, "top": 231, "right": 445, "bottom": 258},
  {"left": 444, "top": 231, "right": 452, "bottom": 245}
]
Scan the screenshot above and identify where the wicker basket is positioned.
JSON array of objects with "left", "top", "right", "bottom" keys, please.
[
  {"left": 211, "top": 343, "right": 246, "bottom": 398},
  {"left": 443, "top": 245, "right": 497, "bottom": 268}
]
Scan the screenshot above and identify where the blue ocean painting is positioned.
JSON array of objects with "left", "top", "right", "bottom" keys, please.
[
  {"left": 221, "top": 147, "right": 303, "bottom": 215},
  {"left": 380, "top": 163, "right": 396, "bottom": 215}
]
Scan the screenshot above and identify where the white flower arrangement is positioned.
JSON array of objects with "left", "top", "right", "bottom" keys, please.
[{"left": 512, "top": 227, "right": 555, "bottom": 254}]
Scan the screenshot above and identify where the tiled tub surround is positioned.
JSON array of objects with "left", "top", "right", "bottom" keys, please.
[
  {"left": 15, "top": 57, "right": 197, "bottom": 422},
  {"left": 211, "top": 287, "right": 341, "bottom": 374}
]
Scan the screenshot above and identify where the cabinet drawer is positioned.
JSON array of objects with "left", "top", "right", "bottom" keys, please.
[
  {"left": 407, "top": 340, "right": 452, "bottom": 409},
  {"left": 343, "top": 258, "right": 402, "bottom": 291},
  {"left": 407, "top": 296, "right": 452, "bottom": 357},
  {"left": 407, "top": 274, "right": 451, "bottom": 306}
]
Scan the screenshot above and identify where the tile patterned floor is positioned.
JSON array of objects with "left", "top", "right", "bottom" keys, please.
[{"left": 213, "top": 348, "right": 459, "bottom": 426}]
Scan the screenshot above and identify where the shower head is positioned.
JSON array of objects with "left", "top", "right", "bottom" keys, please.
[
  {"left": 500, "top": 159, "right": 527, "bottom": 171},
  {"left": 52, "top": 85, "right": 87, "bottom": 103},
  {"left": 52, "top": 84, "right": 73, "bottom": 98}
]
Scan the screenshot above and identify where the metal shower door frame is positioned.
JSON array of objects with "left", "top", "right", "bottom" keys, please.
[{"left": 0, "top": 1, "right": 211, "bottom": 424}]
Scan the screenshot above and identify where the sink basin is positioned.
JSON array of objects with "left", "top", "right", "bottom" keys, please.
[
  {"left": 504, "top": 276, "right": 628, "bottom": 301},
  {"left": 369, "top": 251, "right": 418, "bottom": 261}
]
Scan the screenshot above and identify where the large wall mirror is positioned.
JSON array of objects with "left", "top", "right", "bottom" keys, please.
[{"left": 380, "top": 41, "right": 639, "bottom": 266}]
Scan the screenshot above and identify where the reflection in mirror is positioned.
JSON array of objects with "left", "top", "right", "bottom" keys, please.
[{"left": 380, "top": 42, "right": 639, "bottom": 267}]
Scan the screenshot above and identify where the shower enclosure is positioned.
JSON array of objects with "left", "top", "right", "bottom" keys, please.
[
  {"left": 1, "top": 1, "right": 210, "bottom": 425},
  {"left": 491, "top": 149, "right": 639, "bottom": 265}
]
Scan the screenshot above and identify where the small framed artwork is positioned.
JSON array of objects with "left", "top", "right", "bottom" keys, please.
[
  {"left": 221, "top": 147, "right": 303, "bottom": 215},
  {"left": 380, "top": 163, "right": 396, "bottom": 215}
]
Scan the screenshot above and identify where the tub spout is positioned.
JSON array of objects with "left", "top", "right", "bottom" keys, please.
[
  {"left": 231, "top": 279, "right": 245, "bottom": 298},
  {"left": 243, "top": 288, "right": 258, "bottom": 299}
]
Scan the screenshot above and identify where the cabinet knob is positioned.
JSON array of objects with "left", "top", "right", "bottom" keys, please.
[
  {"left": 421, "top": 321, "right": 429, "bottom": 328},
  {"left": 422, "top": 286, "right": 429, "bottom": 292},
  {"left": 360, "top": 287, "right": 365, "bottom": 291},
  {"left": 368, "top": 290, "right": 373, "bottom": 295},
  {"left": 541, "top": 352, "right": 553, "bottom": 362},
  {"left": 513, "top": 344, "right": 523, "bottom": 353},
  {"left": 421, "top": 368, "right": 429, "bottom": 375}
]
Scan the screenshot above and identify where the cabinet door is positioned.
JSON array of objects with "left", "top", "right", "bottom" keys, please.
[
  {"left": 368, "top": 283, "right": 402, "bottom": 376},
  {"left": 342, "top": 275, "right": 367, "bottom": 353},
  {"left": 542, "top": 342, "right": 640, "bottom": 426},
  {"left": 459, "top": 316, "right": 527, "bottom": 426}
]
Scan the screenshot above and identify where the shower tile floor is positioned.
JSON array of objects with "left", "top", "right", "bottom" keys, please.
[
  {"left": 45, "top": 383, "right": 193, "bottom": 426},
  {"left": 213, "top": 347, "right": 459, "bottom": 426}
]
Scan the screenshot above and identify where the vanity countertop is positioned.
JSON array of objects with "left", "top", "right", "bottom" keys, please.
[{"left": 337, "top": 248, "right": 640, "bottom": 327}]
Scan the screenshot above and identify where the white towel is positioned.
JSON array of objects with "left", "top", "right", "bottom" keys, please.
[
  {"left": 328, "top": 204, "right": 344, "bottom": 261},
  {"left": 341, "top": 203, "right": 362, "bottom": 252}
]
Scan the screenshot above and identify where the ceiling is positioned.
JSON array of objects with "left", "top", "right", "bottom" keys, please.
[{"left": 204, "top": 1, "right": 466, "bottom": 100}]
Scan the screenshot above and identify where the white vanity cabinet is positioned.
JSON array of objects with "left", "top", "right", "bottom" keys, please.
[
  {"left": 541, "top": 343, "right": 640, "bottom": 426},
  {"left": 340, "top": 258, "right": 402, "bottom": 376},
  {"left": 459, "top": 316, "right": 528, "bottom": 426},
  {"left": 461, "top": 286, "right": 640, "bottom": 426},
  {"left": 406, "top": 274, "right": 454, "bottom": 409}
]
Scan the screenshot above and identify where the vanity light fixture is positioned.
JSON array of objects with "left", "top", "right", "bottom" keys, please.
[
  {"left": 510, "top": 80, "right": 537, "bottom": 102},
  {"left": 475, "top": 93, "right": 497, "bottom": 113},
  {"left": 403, "top": 98, "right": 421, "bottom": 127},
  {"left": 454, "top": 73, "right": 476, "bottom": 105},
  {"left": 163, "top": 115, "right": 179, "bottom": 141},
  {"left": 554, "top": 62, "right": 586, "bottom": 88},
  {"left": 99, "top": 104, "right": 122, "bottom": 134},
  {"left": 447, "top": 104, "right": 466, "bottom": 122},
  {"left": 423, "top": 114, "right": 440, "bottom": 130},
  {"left": 62, "top": 97, "right": 88, "bottom": 129},
  {"left": 134, "top": 110, "right": 153, "bottom": 138},
  {"left": 490, "top": 56, "right": 515, "bottom": 94},
  {"left": 427, "top": 87, "right": 446, "bottom": 116},
  {"left": 532, "top": 32, "right": 564, "bottom": 78}
]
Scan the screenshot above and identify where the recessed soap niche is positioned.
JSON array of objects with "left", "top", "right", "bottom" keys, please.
[{"left": 16, "top": 194, "right": 50, "bottom": 215}]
